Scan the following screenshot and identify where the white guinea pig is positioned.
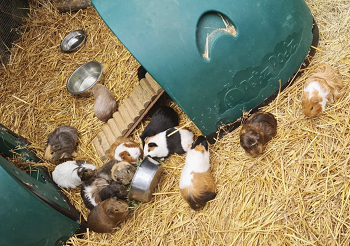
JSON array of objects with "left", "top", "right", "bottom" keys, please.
[
  {"left": 52, "top": 160, "right": 96, "bottom": 189},
  {"left": 143, "top": 127, "right": 194, "bottom": 158}
]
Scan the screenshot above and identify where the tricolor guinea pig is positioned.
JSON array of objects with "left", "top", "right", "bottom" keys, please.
[
  {"left": 107, "top": 137, "right": 142, "bottom": 164},
  {"left": 143, "top": 127, "right": 194, "bottom": 158},
  {"left": 52, "top": 160, "right": 96, "bottom": 189},
  {"left": 97, "top": 160, "right": 136, "bottom": 185},
  {"left": 140, "top": 106, "right": 179, "bottom": 146},
  {"left": 91, "top": 84, "right": 118, "bottom": 122},
  {"left": 87, "top": 198, "right": 129, "bottom": 233},
  {"left": 302, "top": 64, "right": 344, "bottom": 117},
  {"left": 179, "top": 135, "right": 216, "bottom": 210},
  {"left": 44, "top": 125, "right": 78, "bottom": 162},
  {"left": 239, "top": 111, "right": 277, "bottom": 157}
]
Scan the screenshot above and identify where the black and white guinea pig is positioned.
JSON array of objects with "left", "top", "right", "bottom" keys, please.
[
  {"left": 143, "top": 127, "right": 194, "bottom": 158},
  {"left": 52, "top": 160, "right": 96, "bottom": 189},
  {"left": 96, "top": 159, "right": 136, "bottom": 185},
  {"left": 179, "top": 136, "right": 216, "bottom": 210},
  {"left": 140, "top": 106, "right": 179, "bottom": 146},
  {"left": 44, "top": 125, "right": 78, "bottom": 162},
  {"left": 107, "top": 137, "right": 142, "bottom": 164},
  {"left": 239, "top": 111, "right": 277, "bottom": 157},
  {"left": 81, "top": 177, "right": 109, "bottom": 210}
]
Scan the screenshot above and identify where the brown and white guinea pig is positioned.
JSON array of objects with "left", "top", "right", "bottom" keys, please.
[
  {"left": 52, "top": 160, "right": 96, "bottom": 189},
  {"left": 301, "top": 64, "right": 344, "bottom": 117},
  {"left": 239, "top": 111, "right": 277, "bottom": 157},
  {"left": 140, "top": 106, "right": 179, "bottom": 146},
  {"left": 87, "top": 198, "right": 129, "bottom": 233},
  {"left": 107, "top": 137, "right": 142, "bottom": 164},
  {"left": 97, "top": 159, "right": 136, "bottom": 185},
  {"left": 179, "top": 135, "right": 216, "bottom": 210},
  {"left": 91, "top": 84, "right": 118, "bottom": 122},
  {"left": 143, "top": 127, "right": 194, "bottom": 158},
  {"left": 44, "top": 125, "right": 79, "bottom": 162}
]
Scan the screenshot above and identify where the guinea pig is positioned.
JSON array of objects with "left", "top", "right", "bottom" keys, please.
[
  {"left": 140, "top": 106, "right": 179, "bottom": 146},
  {"left": 52, "top": 160, "right": 96, "bottom": 189},
  {"left": 96, "top": 160, "right": 136, "bottom": 185},
  {"left": 87, "top": 198, "right": 129, "bottom": 233},
  {"left": 239, "top": 111, "right": 277, "bottom": 157},
  {"left": 81, "top": 177, "right": 109, "bottom": 210},
  {"left": 91, "top": 84, "right": 118, "bottom": 122},
  {"left": 179, "top": 135, "right": 216, "bottom": 210},
  {"left": 301, "top": 64, "right": 344, "bottom": 117},
  {"left": 100, "top": 181, "right": 128, "bottom": 201},
  {"left": 143, "top": 127, "right": 194, "bottom": 158},
  {"left": 107, "top": 137, "right": 142, "bottom": 164},
  {"left": 44, "top": 125, "right": 79, "bottom": 162},
  {"left": 137, "top": 65, "right": 147, "bottom": 80}
]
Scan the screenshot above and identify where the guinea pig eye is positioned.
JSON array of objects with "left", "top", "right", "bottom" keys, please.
[
  {"left": 115, "top": 208, "right": 119, "bottom": 212},
  {"left": 51, "top": 151, "right": 54, "bottom": 155},
  {"left": 311, "top": 106, "right": 314, "bottom": 110}
]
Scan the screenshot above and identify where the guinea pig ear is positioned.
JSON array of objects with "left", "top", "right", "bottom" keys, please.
[
  {"left": 313, "top": 98, "right": 320, "bottom": 104},
  {"left": 148, "top": 143, "right": 158, "bottom": 148}
]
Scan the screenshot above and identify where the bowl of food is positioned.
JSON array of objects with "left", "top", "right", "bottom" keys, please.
[
  {"left": 66, "top": 61, "right": 102, "bottom": 95},
  {"left": 60, "top": 30, "right": 87, "bottom": 52},
  {"left": 128, "top": 157, "right": 163, "bottom": 202}
]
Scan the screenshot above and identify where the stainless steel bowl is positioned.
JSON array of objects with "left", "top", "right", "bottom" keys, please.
[
  {"left": 60, "top": 30, "right": 86, "bottom": 52},
  {"left": 66, "top": 61, "right": 102, "bottom": 95},
  {"left": 128, "top": 157, "right": 163, "bottom": 202}
]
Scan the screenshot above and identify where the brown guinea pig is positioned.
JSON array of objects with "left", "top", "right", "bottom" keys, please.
[
  {"left": 107, "top": 137, "right": 143, "bottom": 164},
  {"left": 91, "top": 84, "right": 117, "bottom": 122},
  {"left": 44, "top": 125, "right": 78, "bottom": 162},
  {"left": 301, "top": 64, "right": 344, "bottom": 117},
  {"left": 87, "top": 198, "right": 129, "bottom": 233},
  {"left": 239, "top": 111, "right": 277, "bottom": 157}
]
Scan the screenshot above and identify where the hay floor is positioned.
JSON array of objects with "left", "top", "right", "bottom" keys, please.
[{"left": 1, "top": 0, "right": 350, "bottom": 245}]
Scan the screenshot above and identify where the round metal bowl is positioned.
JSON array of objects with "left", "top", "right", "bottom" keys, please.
[
  {"left": 66, "top": 61, "right": 102, "bottom": 95},
  {"left": 60, "top": 30, "right": 86, "bottom": 52},
  {"left": 128, "top": 157, "right": 163, "bottom": 202}
]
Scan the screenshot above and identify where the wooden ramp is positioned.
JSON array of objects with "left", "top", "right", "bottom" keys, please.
[{"left": 92, "top": 73, "right": 164, "bottom": 160}]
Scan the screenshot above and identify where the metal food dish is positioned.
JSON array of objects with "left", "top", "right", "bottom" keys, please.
[
  {"left": 60, "top": 30, "right": 86, "bottom": 52},
  {"left": 66, "top": 61, "right": 102, "bottom": 95},
  {"left": 128, "top": 157, "right": 163, "bottom": 202}
]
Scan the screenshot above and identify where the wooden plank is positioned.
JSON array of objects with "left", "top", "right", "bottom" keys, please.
[
  {"left": 92, "top": 137, "right": 105, "bottom": 159},
  {"left": 97, "top": 131, "right": 110, "bottom": 156},
  {"left": 107, "top": 118, "right": 122, "bottom": 139},
  {"left": 129, "top": 91, "right": 146, "bottom": 114},
  {"left": 118, "top": 104, "right": 134, "bottom": 128},
  {"left": 133, "top": 84, "right": 151, "bottom": 107},
  {"left": 145, "top": 73, "right": 163, "bottom": 94},
  {"left": 102, "top": 124, "right": 116, "bottom": 145},
  {"left": 140, "top": 78, "right": 155, "bottom": 97},
  {"left": 113, "top": 111, "right": 128, "bottom": 136},
  {"left": 123, "top": 97, "right": 140, "bottom": 122}
]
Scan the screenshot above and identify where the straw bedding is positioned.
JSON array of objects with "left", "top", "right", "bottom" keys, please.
[{"left": 0, "top": 0, "right": 349, "bottom": 245}]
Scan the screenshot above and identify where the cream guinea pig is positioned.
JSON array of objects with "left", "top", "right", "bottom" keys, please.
[
  {"left": 91, "top": 84, "right": 117, "bottom": 122},
  {"left": 301, "top": 64, "right": 344, "bottom": 117}
]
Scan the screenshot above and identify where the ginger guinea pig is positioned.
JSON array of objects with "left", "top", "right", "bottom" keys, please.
[
  {"left": 143, "top": 127, "right": 194, "bottom": 158},
  {"left": 91, "top": 84, "right": 117, "bottom": 122},
  {"left": 302, "top": 64, "right": 344, "bottom": 117},
  {"left": 96, "top": 160, "right": 136, "bottom": 185},
  {"left": 52, "top": 160, "right": 96, "bottom": 189},
  {"left": 107, "top": 137, "right": 142, "bottom": 164},
  {"left": 44, "top": 125, "right": 78, "bottom": 162},
  {"left": 239, "top": 111, "right": 277, "bottom": 157},
  {"left": 87, "top": 198, "right": 129, "bottom": 233},
  {"left": 179, "top": 136, "right": 216, "bottom": 210},
  {"left": 140, "top": 106, "right": 179, "bottom": 146}
]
